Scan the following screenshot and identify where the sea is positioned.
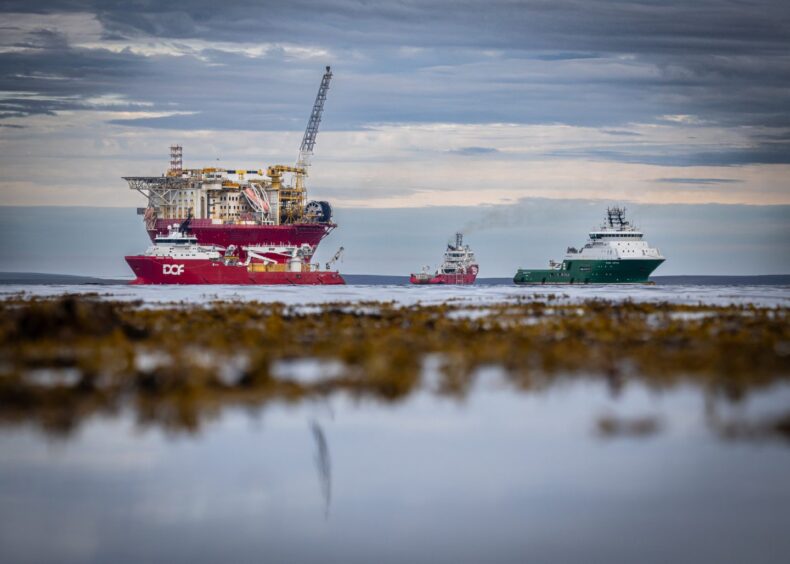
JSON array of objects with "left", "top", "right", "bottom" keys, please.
[
  {"left": 1, "top": 273, "right": 789, "bottom": 564},
  {"left": 1, "top": 272, "right": 789, "bottom": 308}
]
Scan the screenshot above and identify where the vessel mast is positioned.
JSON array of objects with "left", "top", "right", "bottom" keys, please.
[
  {"left": 606, "top": 206, "right": 629, "bottom": 230},
  {"left": 169, "top": 144, "right": 182, "bottom": 176}
]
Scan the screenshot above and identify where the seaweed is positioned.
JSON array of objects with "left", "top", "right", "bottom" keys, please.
[{"left": 0, "top": 295, "right": 787, "bottom": 436}]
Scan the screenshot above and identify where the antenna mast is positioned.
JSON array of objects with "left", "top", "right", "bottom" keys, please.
[{"left": 296, "top": 66, "right": 333, "bottom": 171}]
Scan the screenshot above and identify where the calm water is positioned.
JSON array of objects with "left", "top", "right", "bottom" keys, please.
[
  {"left": 2, "top": 378, "right": 789, "bottom": 564},
  {"left": 1, "top": 283, "right": 789, "bottom": 307}
]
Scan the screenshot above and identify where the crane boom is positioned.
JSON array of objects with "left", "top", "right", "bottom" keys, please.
[
  {"left": 297, "top": 66, "right": 333, "bottom": 170},
  {"left": 325, "top": 246, "right": 344, "bottom": 271}
]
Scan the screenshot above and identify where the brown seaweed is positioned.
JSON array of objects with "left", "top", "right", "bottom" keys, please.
[{"left": 0, "top": 296, "right": 787, "bottom": 437}]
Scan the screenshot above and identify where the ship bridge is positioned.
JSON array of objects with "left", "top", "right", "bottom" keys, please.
[{"left": 588, "top": 231, "right": 644, "bottom": 239}]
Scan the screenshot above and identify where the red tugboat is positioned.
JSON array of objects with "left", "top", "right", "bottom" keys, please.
[
  {"left": 126, "top": 221, "right": 345, "bottom": 285},
  {"left": 410, "top": 233, "right": 479, "bottom": 285}
]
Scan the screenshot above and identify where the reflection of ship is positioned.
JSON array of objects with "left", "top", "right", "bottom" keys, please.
[
  {"left": 410, "top": 233, "right": 479, "bottom": 285},
  {"left": 124, "top": 67, "right": 336, "bottom": 264},
  {"left": 126, "top": 221, "right": 344, "bottom": 285},
  {"left": 514, "top": 206, "right": 665, "bottom": 285}
]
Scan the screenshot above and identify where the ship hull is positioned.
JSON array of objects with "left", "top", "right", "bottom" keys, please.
[
  {"left": 409, "top": 272, "right": 477, "bottom": 285},
  {"left": 126, "top": 256, "right": 345, "bottom": 285},
  {"left": 149, "top": 219, "right": 334, "bottom": 260},
  {"left": 514, "top": 258, "right": 664, "bottom": 285}
]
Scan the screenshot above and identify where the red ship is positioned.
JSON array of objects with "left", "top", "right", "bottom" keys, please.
[
  {"left": 126, "top": 226, "right": 344, "bottom": 285},
  {"left": 124, "top": 67, "right": 337, "bottom": 265},
  {"left": 410, "top": 233, "right": 479, "bottom": 285},
  {"left": 147, "top": 219, "right": 331, "bottom": 252}
]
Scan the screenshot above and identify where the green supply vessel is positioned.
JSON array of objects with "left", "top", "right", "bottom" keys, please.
[{"left": 514, "top": 207, "right": 665, "bottom": 285}]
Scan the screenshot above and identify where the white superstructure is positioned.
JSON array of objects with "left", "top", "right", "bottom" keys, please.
[
  {"left": 561, "top": 207, "right": 664, "bottom": 264},
  {"left": 439, "top": 233, "right": 478, "bottom": 275},
  {"left": 146, "top": 226, "right": 222, "bottom": 260}
]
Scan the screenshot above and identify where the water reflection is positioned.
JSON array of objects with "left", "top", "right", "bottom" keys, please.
[
  {"left": 310, "top": 419, "right": 332, "bottom": 518},
  {"left": 595, "top": 413, "right": 663, "bottom": 438},
  {"left": 3, "top": 359, "right": 790, "bottom": 447},
  {"left": 705, "top": 396, "right": 790, "bottom": 444},
  {"left": 2, "top": 382, "right": 790, "bottom": 564}
]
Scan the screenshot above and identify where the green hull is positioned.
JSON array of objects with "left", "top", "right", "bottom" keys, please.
[{"left": 514, "top": 258, "right": 664, "bottom": 285}]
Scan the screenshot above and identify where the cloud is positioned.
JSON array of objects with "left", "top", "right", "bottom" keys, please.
[
  {"left": 1, "top": 2, "right": 788, "bottom": 133},
  {"left": 74, "top": 38, "right": 331, "bottom": 61},
  {"left": 448, "top": 146, "right": 499, "bottom": 155},
  {"left": 1, "top": 116, "right": 787, "bottom": 208},
  {"left": 0, "top": 1, "right": 788, "bottom": 207},
  {"left": 0, "top": 12, "right": 105, "bottom": 58},
  {"left": 601, "top": 129, "right": 642, "bottom": 137},
  {"left": 549, "top": 144, "right": 790, "bottom": 167},
  {"left": 654, "top": 178, "right": 743, "bottom": 185},
  {"left": 659, "top": 114, "right": 706, "bottom": 125}
]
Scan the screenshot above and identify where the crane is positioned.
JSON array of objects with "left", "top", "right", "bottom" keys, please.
[
  {"left": 296, "top": 66, "right": 333, "bottom": 171},
  {"left": 267, "top": 66, "right": 333, "bottom": 223},
  {"left": 325, "top": 246, "right": 344, "bottom": 271}
]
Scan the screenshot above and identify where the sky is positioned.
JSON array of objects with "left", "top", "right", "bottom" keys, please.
[
  {"left": 1, "top": 203, "right": 787, "bottom": 277},
  {"left": 0, "top": 0, "right": 788, "bottom": 274}
]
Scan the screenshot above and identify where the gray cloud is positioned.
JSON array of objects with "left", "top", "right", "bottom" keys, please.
[
  {"left": 449, "top": 146, "right": 499, "bottom": 155},
  {"left": 654, "top": 178, "right": 743, "bottom": 185},
  {"left": 0, "top": 1, "right": 788, "bottom": 166},
  {"left": 31, "top": 1, "right": 786, "bottom": 56},
  {"left": 601, "top": 129, "right": 642, "bottom": 137},
  {"left": 550, "top": 145, "right": 790, "bottom": 166}
]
